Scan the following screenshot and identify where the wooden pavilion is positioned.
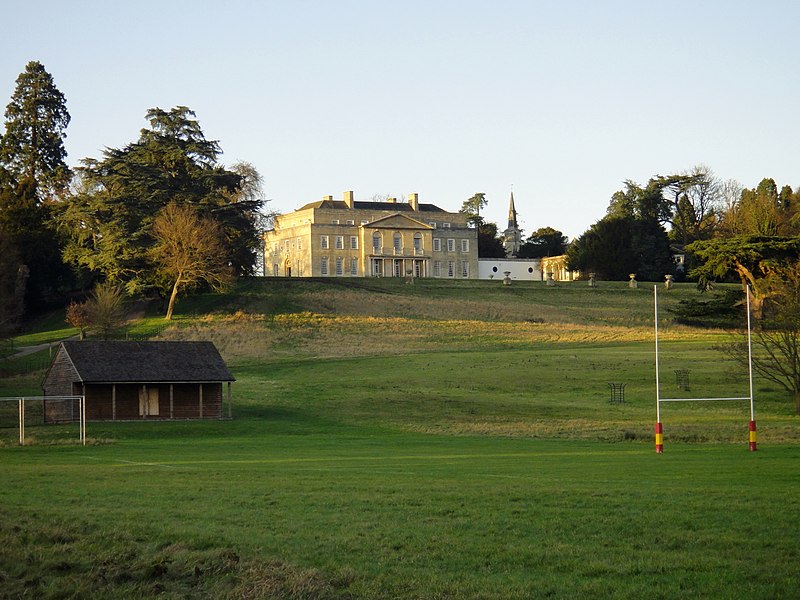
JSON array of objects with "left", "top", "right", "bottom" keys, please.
[{"left": 42, "top": 341, "right": 234, "bottom": 422}]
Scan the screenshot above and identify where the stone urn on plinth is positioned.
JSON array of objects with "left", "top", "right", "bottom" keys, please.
[
  {"left": 629, "top": 273, "right": 638, "bottom": 289},
  {"left": 503, "top": 271, "right": 512, "bottom": 286}
]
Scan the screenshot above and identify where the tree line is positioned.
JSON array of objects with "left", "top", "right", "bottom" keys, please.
[
  {"left": 564, "top": 166, "right": 800, "bottom": 283},
  {"left": 0, "top": 61, "right": 270, "bottom": 334}
]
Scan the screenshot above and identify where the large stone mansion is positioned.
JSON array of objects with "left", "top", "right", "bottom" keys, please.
[{"left": 264, "top": 191, "right": 478, "bottom": 278}]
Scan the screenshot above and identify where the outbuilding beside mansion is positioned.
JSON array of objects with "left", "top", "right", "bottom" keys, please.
[{"left": 264, "top": 191, "right": 478, "bottom": 279}]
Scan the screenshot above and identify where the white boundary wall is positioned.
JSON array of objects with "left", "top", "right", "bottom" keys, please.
[{"left": 478, "top": 259, "right": 541, "bottom": 281}]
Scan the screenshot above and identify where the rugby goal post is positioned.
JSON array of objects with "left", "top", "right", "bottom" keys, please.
[
  {"left": 654, "top": 285, "right": 756, "bottom": 453},
  {"left": 0, "top": 396, "right": 86, "bottom": 446}
]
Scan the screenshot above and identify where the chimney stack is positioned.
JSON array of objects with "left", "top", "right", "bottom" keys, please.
[
  {"left": 323, "top": 195, "right": 333, "bottom": 201},
  {"left": 343, "top": 190, "right": 354, "bottom": 209},
  {"left": 409, "top": 192, "right": 419, "bottom": 211}
]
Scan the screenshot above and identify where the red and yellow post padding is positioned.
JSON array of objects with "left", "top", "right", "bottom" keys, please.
[
  {"left": 655, "top": 422, "right": 664, "bottom": 454},
  {"left": 749, "top": 420, "right": 757, "bottom": 452}
]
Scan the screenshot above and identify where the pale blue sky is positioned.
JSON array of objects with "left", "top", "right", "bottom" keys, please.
[{"left": 2, "top": 0, "right": 798, "bottom": 239}]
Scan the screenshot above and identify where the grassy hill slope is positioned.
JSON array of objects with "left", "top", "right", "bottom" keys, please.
[{"left": 3, "top": 277, "right": 795, "bottom": 443}]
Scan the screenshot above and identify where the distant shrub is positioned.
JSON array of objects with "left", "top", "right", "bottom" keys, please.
[{"left": 669, "top": 288, "right": 745, "bottom": 328}]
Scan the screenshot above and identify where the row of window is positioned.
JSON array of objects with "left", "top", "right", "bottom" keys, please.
[
  {"left": 321, "top": 256, "right": 359, "bottom": 276},
  {"left": 433, "top": 238, "right": 469, "bottom": 252},
  {"left": 321, "top": 235, "right": 359, "bottom": 250},
  {"left": 272, "top": 239, "right": 303, "bottom": 253},
  {"left": 321, "top": 234, "right": 469, "bottom": 252},
  {"left": 432, "top": 260, "right": 469, "bottom": 278},
  {"left": 330, "top": 219, "right": 453, "bottom": 229},
  {"left": 316, "top": 257, "right": 470, "bottom": 278},
  {"left": 371, "top": 232, "right": 422, "bottom": 252}
]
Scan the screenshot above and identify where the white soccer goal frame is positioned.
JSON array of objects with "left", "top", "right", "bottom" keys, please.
[
  {"left": 654, "top": 285, "right": 756, "bottom": 453},
  {"left": 0, "top": 396, "right": 86, "bottom": 446}
]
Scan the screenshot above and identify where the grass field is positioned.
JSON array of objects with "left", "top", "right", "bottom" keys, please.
[{"left": 1, "top": 278, "right": 798, "bottom": 599}]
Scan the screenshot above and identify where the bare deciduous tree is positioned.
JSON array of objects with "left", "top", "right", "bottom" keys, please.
[
  {"left": 149, "top": 203, "right": 233, "bottom": 320},
  {"left": 86, "top": 282, "right": 126, "bottom": 340},
  {"left": 63, "top": 282, "right": 126, "bottom": 340},
  {"left": 670, "top": 165, "right": 724, "bottom": 244},
  {"left": 722, "top": 260, "right": 800, "bottom": 414}
]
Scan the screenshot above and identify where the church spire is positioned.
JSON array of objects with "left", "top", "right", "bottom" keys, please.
[
  {"left": 507, "top": 191, "right": 518, "bottom": 230},
  {"left": 503, "top": 189, "right": 523, "bottom": 257}
]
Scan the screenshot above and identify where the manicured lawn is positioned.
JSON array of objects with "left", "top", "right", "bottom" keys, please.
[{"left": 1, "top": 420, "right": 798, "bottom": 599}]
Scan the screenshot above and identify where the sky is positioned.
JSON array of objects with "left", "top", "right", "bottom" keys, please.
[{"left": 2, "top": 0, "right": 798, "bottom": 240}]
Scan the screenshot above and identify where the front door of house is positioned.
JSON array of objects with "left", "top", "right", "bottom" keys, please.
[{"left": 139, "top": 387, "right": 159, "bottom": 417}]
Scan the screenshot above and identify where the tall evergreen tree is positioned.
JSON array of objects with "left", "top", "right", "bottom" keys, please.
[
  {"left": 566, "top": 216, "right": 639, "bottom": 280},
  {"left": 460, "top": 192, "right": 487, "bottom": 223},
  {"left": 475, "top": 221, "right": 507, "bottom": 258},
  {"left": 0, "top": 61, "right": 72, "bottom": 309},
  {"left": 517, "top": 227, "right": 568, "bottom": 258},
  {"left": 0, "top": 61, "right": 71, "bottom": 200},
  {"left": 458, "top": 193, "right": 504, "bottom": 257},
  {"left": 570, "top": 175, "right": 678, "bottom": 281}
]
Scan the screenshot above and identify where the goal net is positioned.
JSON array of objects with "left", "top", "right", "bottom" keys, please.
[{"left": 0, "top": 396, "right": 86, "bottom": 446}]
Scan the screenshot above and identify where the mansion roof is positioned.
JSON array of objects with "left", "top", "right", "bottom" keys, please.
[{"left": 298, "top": 199, "right": 447, "bottom": 213}]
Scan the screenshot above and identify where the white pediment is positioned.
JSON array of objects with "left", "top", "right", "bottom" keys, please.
[{"left": 363, "top": 213, "right": 434, "bottom": 230}]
